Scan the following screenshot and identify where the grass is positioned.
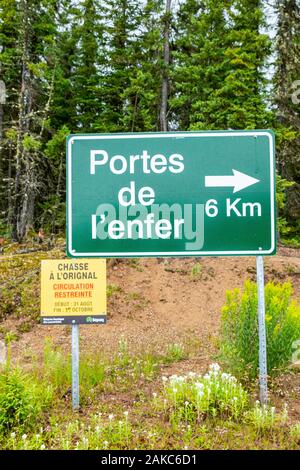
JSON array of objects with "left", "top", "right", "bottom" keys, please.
[
  {"left": 1, "top": 247, "right": 300, "bottom": 449},
  {"left": 0, "top": 338, "right": 299, "bottom": 450}
]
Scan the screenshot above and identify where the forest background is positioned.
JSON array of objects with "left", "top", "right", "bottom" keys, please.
[{"left": 0, "top": 0, "right": 299, "bottom": 245}]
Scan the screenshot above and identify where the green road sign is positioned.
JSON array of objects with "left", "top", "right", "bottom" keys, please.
[{"left": 66, "top": 130, "right": 276, "bottom": 258}]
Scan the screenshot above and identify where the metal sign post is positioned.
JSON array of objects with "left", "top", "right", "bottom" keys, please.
[
  {"left": 40, "top": 259, "right": 107, "bottom": 411},
  {"left": 72, "top": 324, "right": 80, "bottom": 410},
  {"left": 256, "top": 255, "right": 268, "bottom": 405},
  {"left": 64, "top": 130, "right": 276, "bottom": 409}
]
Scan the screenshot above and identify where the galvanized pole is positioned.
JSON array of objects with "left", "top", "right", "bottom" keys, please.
[
  {"left": 72, "top": 324, "right": 80, "bottom": 410},
  {"left": 256, "top": 256, "right": 268, "bottom": 405}
]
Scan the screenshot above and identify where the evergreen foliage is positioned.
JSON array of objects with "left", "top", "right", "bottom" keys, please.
[
  {"left": 273, "top": 0, "right": 300, "bottom": 236},
  {"left": 0, "top": 0, "right": 299, "bottom": 240}
]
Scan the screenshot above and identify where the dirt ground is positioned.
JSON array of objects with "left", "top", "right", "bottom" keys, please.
[{"left": 7, "top": 245, "right": 300, "bottom": 359}]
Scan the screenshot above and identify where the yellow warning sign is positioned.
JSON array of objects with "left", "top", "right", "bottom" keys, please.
[{"left": 40, "top": 259, "right": 106, "bottom": 325}]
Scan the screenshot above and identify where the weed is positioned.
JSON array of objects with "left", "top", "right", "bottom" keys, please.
[
  {"left": 220, "top": 281, "right": 300, "bottom": 378},
  {"left": 42, "top": 339, "right": 106, "bottom": 402},
  {"left": 45, "top": 412, "right": 132, "bottom": 450},
  {"left": 0, "top": 337, "right": 296, "bottom": 450},
  {"left": 191, "top": 263, "right": 202, "bottom": 278},
  {"left": 43, "top": 339, "right": 71, "bottom": 391},
  {"left": 285, "top": 264, "right": 300, "bottom": 275},
  {"left": 290, "top": 423, "right": 300, "bottom": 443},
  {"left": 164, "top": 343, "right": 185, "bottom": 363},
  {"left": 244, "top": 402, "right": 288, "bottom": 435},
  {"left": 107, "top": 284, "right": 122, "bottom": 298},
  {"left": 128, "top": 259, "right": 143, "bottom": 271},
  {"left": 162, "top": 364, "right": 248, "bottom": 425},
  {"left": 4, "top": 431, "right": 46, "bottom": 450},
  {"left": 4, "top": 331, "right": 18, "bottom": 371},
  {"left": 17, "top": 321, "right": 33, "bottom": 334}
]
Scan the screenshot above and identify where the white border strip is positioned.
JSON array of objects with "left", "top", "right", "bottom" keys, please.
[{"left": 67, "top": 131, "right": 275, "bottom": 257}]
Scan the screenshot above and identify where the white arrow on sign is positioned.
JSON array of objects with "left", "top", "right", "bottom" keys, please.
[{"left": 205, "top": 169, "right": 260, "bottom": 194}]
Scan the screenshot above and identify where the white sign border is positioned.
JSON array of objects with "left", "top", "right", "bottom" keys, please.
[{"left": 67, "top": 131, "right": 275, "bottom": 257}]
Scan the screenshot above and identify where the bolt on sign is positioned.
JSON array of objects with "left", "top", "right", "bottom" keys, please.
[
  {"left": 67, "top": 130, "right": 276, "bottom": 258},
  {"left": 40, "top": 259, "right": 106, "bottom": 325}
]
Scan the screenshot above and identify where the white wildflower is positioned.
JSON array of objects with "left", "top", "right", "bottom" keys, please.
[{"left": 195, "top": 382, "right": 204, "bottom": 389}]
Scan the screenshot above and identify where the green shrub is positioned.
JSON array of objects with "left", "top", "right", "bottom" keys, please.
[
  {"left": 276, "top": 175, "right": 294, "bottom": 238},
  {"left": 0, "top": 369, "right": 42, "bottom": 434},
  {"left": 221, "top": 281, "right": 300, "bottom": 378}
]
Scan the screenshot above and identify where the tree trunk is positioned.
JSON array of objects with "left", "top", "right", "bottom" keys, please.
[
  {"left": 160, "top": 0, "right": 172, "bottom": 132},
  {"left": 0, "top": 81, "right": 5, "bottom": 203},
  {"left": 12, "top": 0, "right": 32, "bottom": 241}
]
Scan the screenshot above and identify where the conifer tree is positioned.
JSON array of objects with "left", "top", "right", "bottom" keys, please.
[
  {"left": 48, "top": 0, "right": 78, "bottom": 132},
  {"left": 0, "top": 0, "right": 22, "bottom": 230},
  {"left": 121, "top": 0, "right": 164, "bottom": 132},
  {"left": 218, "top": 0, "right": 271, "bottom": 129},
  {"left": 274, "top": 0, "right": 300, "bottom": 227},
  {"left": 0, "top": 0, "right": 299, "bottom": 240},
  {"left": 171, "top": 0, "right": 233, "bottom": 130},
  {"left": 72, "top": 0, "right": 104, "bottom": 131},
  {"left": 171, "top": 0, "right": 271, "bottom": 130},
  {"left": 97, "top": 0, "right": 143, "bottom": 132},
  {"left": 0, "top": 0, "right": 58, "bottom": 240}
]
